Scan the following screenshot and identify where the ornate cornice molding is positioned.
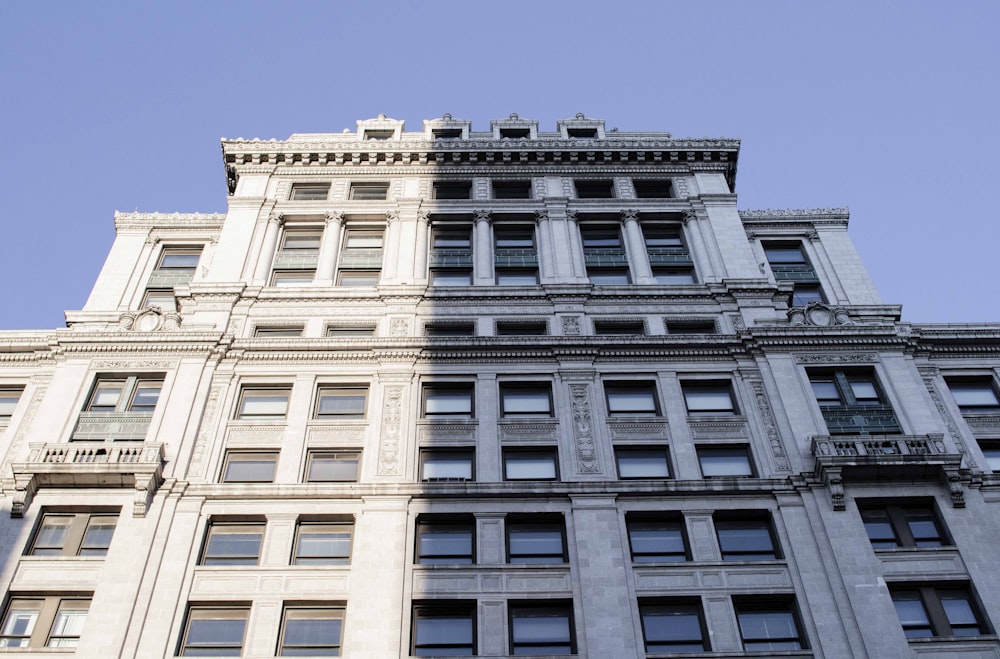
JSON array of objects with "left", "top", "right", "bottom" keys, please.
[{"left": 739, "top": 208, "right": 849, "bottom": 220}]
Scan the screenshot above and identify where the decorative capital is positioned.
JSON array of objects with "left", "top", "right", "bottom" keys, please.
[
  {"left": 267, "top": 212, "right": 285, "bottom": 227},
  {"left": 416, "top": 210, "right": 431, "bottom": 224},
  {"left": 565, "top": 210, "right": 578, "bottom": 223},
  {"left": 620, "top": 209, "right": 640, "bottom": 223},
  {"left": 385, "top": 209, "right": 400, "bottom": 224},
  {"left": 325, "top": 211, "right": 346, "bottom": 226},
  {"left": 534, "top": 210, "right": 550, "bottom": 224},
  {"left": 473, "top": 209, "right": 493, "bottom": 223},
  {"left": 682, "top": 210, "right": 697, "bottom": 224}
]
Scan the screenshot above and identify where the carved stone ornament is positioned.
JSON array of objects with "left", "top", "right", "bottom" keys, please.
[
  {"left": 787, "top": 302, "right": 852, "bottom": 327},
  {"left": 473, "top": 209, "right": 492, "bottom": 223},
  {"left": 620, "top": 209, "right": 640, "bottom": 222},
  {"left": 561, "top": 316, "right": 582, "bottom": 336},
  {"left": 534, "top": 210, "right": 549, "bottom": 223},
  {"left": 119, "top": 307, "right": 181, "bottom": 332},
  {"left": 390, "top": 318, "right": 409, "bottom": 337},
  {"left": 795, "top": 352, "right": 878, "bottom": 364},
  {"left": 570, "top": 384, "right": 599, "bottom": 473},
  {"left": 377, "top": 386, "right": 403, "bottom": 475}
]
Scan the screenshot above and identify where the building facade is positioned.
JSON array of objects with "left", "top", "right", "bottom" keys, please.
[{"left": 0, "top": 114, "right": 998, "bottom": 658}]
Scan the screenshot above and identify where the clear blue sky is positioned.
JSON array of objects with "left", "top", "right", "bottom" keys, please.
[{"left": 1, "top": 1, "right": 997, "bottom": 329}]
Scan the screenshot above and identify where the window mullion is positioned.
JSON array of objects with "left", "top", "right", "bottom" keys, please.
[
  {"left": 31, "top": 599, "right": 59, "bottom": 647},
  {"left": 833, "top": 372, "right": 855, "bottom": 405},
  {"left": 886, "top": 507, "right": 915, "bottom": 547},
  {"left": 920, "top": 588, "right": 951, "bottom": 637},
  {"left": 117, "top": 376, "right": 139, "bottom": 413},
  {"left": 62, "top": 515, "right": 91, "bottom": 557}
]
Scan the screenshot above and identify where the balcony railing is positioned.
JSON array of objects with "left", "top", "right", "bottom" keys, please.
[
  {"left": 429, "top": 248, "right": 473, "bottom": 268},
  {"left": 339, "top": 248, "right": 383, "bottom": 268},
  {"left": 146, "top": 271, "right": 195, "bottom": 288},
  {"left": 819, "top": 405, "right": 902, "bottom": 435},
  {"left": 10, "top": 441, "right": 165, "bottom": 518},
  {"left": 273, "top": 250, "right": 319, "bottom": 270},
  {"left": 646, "top": 247, "right": 693, "bottom": 267},
  {"left": 812, "top": 434, "right": 964, "bottom": 510},
  {"left": 583, "top": 247, "right": 628, "bottom": 267},
  {"left": 494, "top": 248, "right": 538, "bottom": 268}
]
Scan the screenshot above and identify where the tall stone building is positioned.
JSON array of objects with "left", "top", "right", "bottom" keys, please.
[{"left": 0, "top": 114, "right": 998, "bottom": 658}]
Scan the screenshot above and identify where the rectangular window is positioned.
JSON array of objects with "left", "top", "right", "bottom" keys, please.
[
  {"left": 336, "top": 270, "right": 380, "bottom": 286},
  {"left": 682, "top": 382, "right": 737, "bottom": 416},
  {"left": 715, "top": 515, "right": 780, "bottom": 560},
  {"left": 142, "top": 289, "right": 176, "bottom": 311},
  {"left": 495, "top": 269, "right": 539, "bottom": 286},
  {"left": 499, "top": 128, "right": 530, "bottom": 139},
  {"left": 860, "top": 503, "right": 947, "bottom": 549},
  {"left": 424, "top": 322, "right": 476, "bottom": 337},
  {"left": 496, "top": 321, "right": 547, "bottom": 336},
  {"left": 0, "top": 387, "right": 23, "bottom": 420},
  {"left": 640, "top": 600, "right": 708, "bottom": 652},
  {"left": 338, "top": 229, "right": 383, "bottom": 287},
  {"left": 0, "top": 597, "right": 90, "bottom": 649},
  {"left": 500, "top": 384, "right": 553, "bottom": 417},
  {"left": 29, "top": 511, "right": 118, "bottom": 557},
  {"left": 507, "top": 516, "right": 566, "bottom": 564},
  {"left": 412, "top": 602, "right": 475, "bottom": 657},
  {"left": 254, "top": 326, "right": 304, "bottom": 338},
  {"left": 605, "top": 382, "right": 659, "bottom": 416},
  {"left": 809, "top": 369, "right": 901, "bottom": 435},
  {"left": 420, "top": 449, "right": 474, "bottom": 482},
  {"left": 180, "top": 605, "right": 248, "bottom": 656},
  {"left": 200, "top": 522, "right": 264, "bottom": 566},
  {"left": 432, "top": 129, "right": 463, "bottom": 139},
  {"left": 305, "top": 451, "right": 360, "bottom": 482},
  {"left": 237, "top": 387, "right": 290, "bottom": 420},
  {"left": 290, "top": 183, "right": 330, "bottom": 200},
  {"left": 615, "top": 448, "right": 670, "bottom": 479},
  {"left": 293, "top": 521, "right": 352, "bottom": 565},
  {"left": 280, "top": 228, "right": 323, "bottom": 252},
  {"left": 416, "top": 516, "right": 475, "bottom": 564},
  {"left": 734, "top": 599, "right": 805, "bottom": 651},
  {"left": 891, "top": 586, "right": 987, "bottom": 638},
  {"left": 979, "top": 441, "right": 1000, "bottom": 472},
  {"left": 433, "top": 182, "right": 472, "bottom": 200},
  {"left": 272, "top": 270, "right": 315, "bottom": 286},
  {"left": 594, "top": 320, "right": 645, "bottom": 336},
  {"left": 156, "top": 246, "right": 202, "bottom": 274},
  {"left": 495, "top": 227, "right": 535, "bottom": 249},
  {"left": 422, "top": 385, "right": 474, "bottom": 417},
  {"left": 567, "top": 128, "right": 598, "bottom": 139},
  {"left": 643, "top": 227, "right": 695, "bottom": 284},
  {"left": 433, "top": 229, "right": 472, "bottom": 249},
  {"left": 364, "top": 129, "right": 393, "bottom": 140},
  {"left": 343, "top": 230, "right": 383, "bottom": 247},
  {"left": 581, "top": 225, "right": 630, "bottom": 284},
  {"left": 574, "top": 180, "right": 614, "bottom": 199},
  {"left": 503, "top": 449, "right": 558, "bottom": 481},
  {"left": 85, "top": 376, "right": 162, "bottom": 413},
  {"left": 493, "top": 181, "right": 532, "bottom": 199},
  {"left": 315, "top": 386, "right": 368, "bottom": 418},
  {"left": 947, "top": 378, "right": 1000, "bottom": 412},
  {"left": 697, "top": 446, "right": 754, "bottom": 477},
  {"left": 349, "top": 182, "right": 389, "bottom": 200},
  {"left": 279, "top": 605, "right": 344, "bottom": 656},
  {"left": 430, "top": 269, "right": 472, "bottom": 286},
  {"left": 222, "top": 452, "right": 278, "bottom": 483},
  {"left": 633, "top": 179, "right": 673, "bottom": 199},
  {"left": 326, "top": 324, "right": 375, "bottom": 337},
  {"left": 627, "top": 514, "right": 688, "bottom": 562},
  {"left": 763, "top": 242, "right": 825, "bottom": 306},
  {"left": 665, "top": 320, "right": 717, "bottom": 334},
  {"left": 589, "top": 269, "right": 630, "bottom": 284},
  {"left": 509, "top": 602, "right": 575, "bottom": 655}
]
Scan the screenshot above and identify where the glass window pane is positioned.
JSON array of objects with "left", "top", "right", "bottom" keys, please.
[
  {"left": 239, "top": 391, "right": 289, "bottom": 418},
  {"left": 950, "top": 383, "right": 1000, "bottom": 408},
  {"left": 764, "top": 246, "right": 806, "bottom": 264},
  {"left": 717, "top": 521, "right": 776, "bottom": 559},
  {"left": 643, "top": 605, "right": 705, "bottom": 651},
  {"left": 32, "top": 517, "right": 70, "bottom": 554},
  {"left": 79, "top": 517, "right": 117, "bottom": 556},
  {"left": 509, "top": 527, "right": 564, "bottom": 564},
  {"left": 130, "top": 383, "right": 161, "bottom": 411},
  {"left": 589, "top": 270, "right": 630, "bottom": 285},
  {"left": 90, "top": 383, "right": 123, "bottom": 411},
  {"left": 186, "top": 617, "right": 246, "bottom": 646},
  {"left": 502, "top": 389, "right": 551, "bottom": 415},
  {"left": 345, "top": 234, "right": 383, "bottom": 249},
  {"left": 684, "top": 387, "right": 734, "bottom": 414},
  {"left": 204, "top": 525, "right": 262, "bottom": 565},
  {"left": 849, "top": 380, "right": 879, "bottom": 402},
  {"left": 295, "top": 525, "right": 351, "bottom": 565},
  {"left": 418, "top": 524, "right": 473, "bottom": 564},
  {"left": 496, "top": 271, "right": 539, "bottom": 286},
  {"left": 422, "top": 452, "right": 473, "bottom": 480},
  {"left": 282, "top": 609, "right": 342, "bottom": 655},
  {"left": 698, "top": 447, "right": 752, "bottom": 477},
  {"left": 0, "top": 603, "right": 39, "bottom": 647},
  {"left": 738, "top": 610, "right": 800, "bottom": 649},
  {"left": 223, "top": 454, "right": 276, "bottom": 482},
  {"left": 159, "top": 252, "right": 201, "bottom": 269},
  {"left": 892, "top": 593, "right": 932, "bottom": 638},
  {"left": 811, "top": 380, "right": 841, "bottom": 404},
  {"left": 0, "top": 391, "right": 21, "bottom": 417},
  {"left": 629, "top": 521, "right": 686, "bottom": 562},
  {"left": 861, "top": 509, "right": 899, "bottom": 548},
  {"left": 47, "top": 604, "right": 88, "bottom": 647},
  {"left": 504, "top": 452, "right": 557, "bottom": 480},
  {"left": 307, "top": 453, "right": 359, "bottom": 482},
  {"left": 338, "top": 271, "right": 380, "bottom": 286},
  {"left": 905, "top": 511, "right": 943, "bottom": 547},
  {"left": 606, "top": 387, "right": 657, "bottom": 415},
  {"left": 653, "top": 270, "right": 696, "bottom": 284},
  {"left": 316, "top": 389, "right": 367, "bottom": 417},
  {"left": 424, "top": 390, "right": 472, "bottom": 415},
  {"left": 616, "top": 449, "right": 669, "bottom": 478}
]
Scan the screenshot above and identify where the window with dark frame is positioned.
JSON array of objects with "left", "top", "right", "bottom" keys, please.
[
  {"left": 665, "top": 320, "right": 717, "bottom": 334},
  {"left": 28, "top": 511, "right": 118, "bottom": 557},
  {"left": 412, "top": 601, "right": 476, "bottom": 657},
  {"left": 581, "top": 225, "right": 630, "bottom": 284},
  {"left": 859, "top": 503, "right": 947, "bottom": 549},
  {"left": 221, "top": 452, "right": 278, "bottom": 483},
  {"left": 293, "top": 520, "right": 352, "bottom": 565},
  {"left": 363, "top": 129, "right": 393, "bottom": 140},
  {"left": 326, "top": 324, "right": 375, "bottom": 337},
  {"left": 85, "top": 376, "right": 162, "bottom": 414},
  {"left": 639, "top": 599, "right": 709, "bottom": 652},
  {"left": 0, "top": 596, "right": 90, "bottom": 649},
  {"left": 496, "top": 321, "right": 547, "bottom": 336},
  {"left": 314, "top": 386, "right": 368, "bottom": 419},
  {"left": 734, "top": 599, "right": 806, "bottom": 651},
  {"left": 890, "top": 585, "right": 988, "bottom": 638},
  {"left": 178, "top": 605, "right": 249, "bottom": 656},
  {"left": 615, "top": 447, "right": 671, "bottom": 479},
  {"left": 432, "top": 129, "right": 463, "bottom": 139},
  {"left": 493, "top": 180, "right": 532, "bottom": 199},
  {"left": 763, "top": 241, "right": 826, "bottom": 307},
  {"left": 509, "top": 602, "right": 575, "bottom": 655},
  {"left": 643, "top": 226, "right": 696, "bottom": 283},
  {"left": 503, "top": 448, "right": 558, "bottom": 481},
  {"left": 574, "top": 180, "right": 614, "bottom": 199},
  {"left": 499, "top": 128, "right": 530, "bottom": 139},
  {"left": 349, "top": 182, "right": 389, "bottom": 201},
  {"left": 416, "top": 516, "right": 475, "bottom": 565},
  {"left": 154, "top": 246, "right": 202, "bottom": 275},
  {"left": 715, "top": 515, "right": 780, "bottom": 560},
  {"left": 142, "top": 288, "right": 177, "bottom": 310},
  {"left": 422, "top": 384, "right": 474, "bottom": 418},
  {"left": 494, "top": 225, "right": 538, "bottom": 285},
  {"left": 500, "top": 383, "right": 553, "bottom": 417},
  {"left": 697, "top": 445, "right": 754, "bottom": 477},
  {"left": 278, "top": 605, "right": 344, "bottom": 656},
  {"left": 253, "top": 326, "right": 304, "bottom": 338},
  {"left": 507, "top": 516, "right": 566, "bottom": 564},
  {"left": 626, "top": 514, "right": 689, "bottom": 563},
  {"left": 605, "top": 382, "right": 659, "bottom": 416},
  {"left": 200, "top": 521, "right": 264, "bottom": 566},
  {"left": 424, "top": 323, "right": 476, "bottom": 337},
  {"left": 809, "top": 369, "right": 902, "bottom": 435},
  {"left": 304, "top": 451, "right": 360, "bottom": 482},
  {"left": 0, "top": 387, "right": 22, "bottom": 421},
  {"left": 946, "top": 378, "right": 1000, "bottom": 412},
  {"left": 420, "top": 449, "right": 474, "bottom": 482},
  {"left": 433, "top": 182, "right": 473, "bottom": 200},
  {"left": 567, "top": 128, "right": 598, "bottom": 139},
  {"left": 633, "top": 179, "right": 673, "bottom": 199},
  {"left": 594, "top": 320, "right": 645, "bottom": 336},
  {"left": 237, "top": 387, "right": 291, "bottom": 420},
  {"left": 289, "top": 183, "right": 331, "bottom": 200},
  {"left": 979, "top": 440, "right": 1000, "bottom": 472},
  {"left": 682, "top": 382, "right": 737, "bottom": 416}
]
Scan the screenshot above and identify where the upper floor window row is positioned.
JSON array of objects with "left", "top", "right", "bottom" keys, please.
[
  {"left": 946, "top": 377, "right": 1000, "bottom": 413},
  {"left": 762, "top": 241, "right": 825, "bottom": 307},
  {"left": 286, "top": 178, "right": 676, "bottom": 202},
  {"left": 0, "top": 387, "right": 24, "bottom": 422}
]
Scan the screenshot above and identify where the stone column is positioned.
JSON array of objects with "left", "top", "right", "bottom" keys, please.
[
  {"left": 535, "top": 210, "right": 555, "bottom": 283},
  {"left": 252, "top": 213, "right": 284, "bottom": 284},
  {"left": 314, "top": 211, "right": 344, "bottom": 285},
  {"left": 381, "top": 209, "right": 401, "bottom": 283},
  {"left": 565, "top": 210, "right": 588, "bottom": 281},
  {"left": 683, "top": 210, "right": 715, "bottom": 283},
  {"left": 621, "top": 209, "right": 653, "bottom": 284},
  {"left": 413, "top": 210, "right": 430, "bottom": 283},
  {"left": 473, "top": 209, "right": 493, "bottom": 285}
]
